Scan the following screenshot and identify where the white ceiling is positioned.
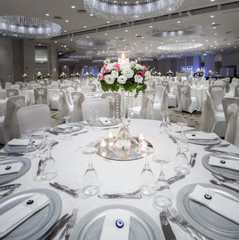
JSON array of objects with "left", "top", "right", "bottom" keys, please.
[{"left": 1, "top": 0, "right": 239, "bottom": 59}]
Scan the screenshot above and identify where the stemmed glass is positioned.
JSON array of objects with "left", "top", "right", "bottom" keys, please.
[
  {"left": 81, "top": 147, "right": 100, "bottom": 197},
  {"left": 139, "top": 157, "right": 155, "bottom": 197},
  {"left": 62, "top": 116, "right": 72, "bottom": 140},
  {"left": 40, "top": 140, "right": 57, "bottom": 181},
  {"left": 174, "top": 123, "right": 190, "bottom": 175},
  {"left": 152, "top": 155, "right": 172, "bottom": 210},
  {"left": 159, "top": 111, "right": 170, "bottom": 134},
  {"left": 177, "top": 122, "right": 189, "bottom": 152}
]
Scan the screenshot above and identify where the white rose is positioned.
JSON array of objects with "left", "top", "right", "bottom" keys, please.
[
  {"left": 145, "top": 71, "right": 151, "bottom": 80},
  {"left": 117, "top": 75, "right": 127, "bottom": 84},
  {"left": 122, "top": 67, "right": 134, "bottom": 79},
  {"left": 120, "top": 63, "right": 130, "bottom": 71},
  {"left": 104, "top": 74, "right": 115, "bottom": 84},
  {"left": 135, "top": 64, "right": 144, "bottom": 71},
  {"left": 130, "top": 61, "right": 136, "bottom": 68},
  {"left": 134, "top": 75, "right": 143, "bottom": 83},
  {"left": 106, "top": 63, "right": 113, "bottom": 72},
  {"left": 111, "top": 70, "right": 119, "bottom": 78}
]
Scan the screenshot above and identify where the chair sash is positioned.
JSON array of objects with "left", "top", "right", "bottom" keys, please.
[
  {"left": 225, "top": 103, "right": 239, "bottom": 144},
  {"left": 58, "top": 89, "right": 73, "bottom": 119},
  {"left": 71, "top": 92, "right": 85, "bottom": 122}
]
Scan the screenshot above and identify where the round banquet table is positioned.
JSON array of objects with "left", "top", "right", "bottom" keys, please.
[{"left": 3, "top": 119, "right": 239, "bottom": 240}]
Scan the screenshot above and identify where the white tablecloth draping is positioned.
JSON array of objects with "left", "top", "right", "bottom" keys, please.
[{"left": 3, "top": 119, "right": 239, "bottom": 239}]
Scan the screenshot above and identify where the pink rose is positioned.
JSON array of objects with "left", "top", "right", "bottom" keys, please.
[
  {"left": 101, "top": 66, "right": 108, "bottom": 74},
  {"left": 137, "top": 71, "right": 144, "bottom": 77},
  {"left": 113, "top": 63, "right": 120, "bottom": 70},
  {"left": 142, "top": 65, "right": 147, "bottom": 71},
  {"left": 98, "top": 73, "right": 104, "bottom": 81}
]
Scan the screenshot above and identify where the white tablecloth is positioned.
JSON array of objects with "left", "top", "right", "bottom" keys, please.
[{"left": 2, "top": 119, "right": 239, "bottom": 239}]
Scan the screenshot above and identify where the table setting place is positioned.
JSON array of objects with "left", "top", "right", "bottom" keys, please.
[{"left": 0, "top": 119, "right": 239, "bottom": 239}]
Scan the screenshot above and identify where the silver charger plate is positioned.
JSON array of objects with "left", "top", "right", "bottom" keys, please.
[
  {"left": 4, "top": 143, "right": 38, "bottom": 153},
  {"left": 0, "top": 157, "right": 31, "bottom": 184},
  {"left": 70, "top": 204, "right": 163, "bottom": 240},
  {"left": 202, "top": 153, "right": 239, "bottom": 180},
  {"left": 53, "top": 122, "right": 84, "bottom": 133},
  {"left": 187, "top": 138, "right": 221, "bottom": 145},
  {"left": 177, "top": 183, "right": 239, "bottom": 240},
  {"left": 0, "top": 188, "right": 62, "bottom": 240}
]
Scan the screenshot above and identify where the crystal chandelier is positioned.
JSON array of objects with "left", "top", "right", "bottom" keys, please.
[
  {"left": 0, "top": 16, "right": 61, "bottom": 39},
  {"left": 158, "top": 43, "right": 203, "bottom": 52},
  {"left": 75, "top": 38, "right": 116, "bottom": 49},
  {"left": 84, "top": 0, "right": 184, "bottom": 21}
]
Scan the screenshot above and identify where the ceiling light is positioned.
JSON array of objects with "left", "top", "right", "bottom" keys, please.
[
  {"left": 54, "top": 41, "right": 57, "bottom": 43},
  {"left": 104, "top": 33, "right": 107, "bottom": 35},
  {"left": 157, "top": 42, "right": 203, "bottom": 52},
  {"left": 0, "top": 15, "right": 61, "bottom": 39},
  {"left": 75, "top": 38, "right": 116, "bottom": 49},
  {"left": 107, "top": 21, "right": 110, "bottom": 23},
  {"left": 90, "top": 13, "right": 94, "bottom": 17},
  {"left": 177, "top": 21, "right": 181, "bottom": 24},
  {"left": 71, "top": 6, "right": 76, "bottom": 8},
  {"left": 211, "top": 15, "right": 214, "bottom": 18},
  {"left": 125, "top": 29, "right": 128, "bottom": 32},
  {"left": 83, "top": 0, "right": 184, "bottom": 21},
  {"left": 63, "top": 30, "right": 67, "bottom": 32},
  {"left": 65, "top": 20, "right": 69, "bottom": 23},
  {"left": 149, "top": 26, "right": 153, "bottom": 28},
  {"left": 84, "top": 26, "right": 87, "bottom": 28},
  {"left": 45, "top": 13, "right": 50, "bottom": 16}
]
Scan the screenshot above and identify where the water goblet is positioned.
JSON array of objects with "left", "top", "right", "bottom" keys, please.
[
  {"left": 139, "top": 157, "right": 155, "bottom": 197},
  {"left": 159, "top": 111, "right": 169, "bottom": 134},
  {"left": 81, "top": 147, "right": 100, "bottom": 197},
  {"left": 177, "top": 122, "right": 189, "bottom": 152},
  {"left": 152, "top": 155, "right": 172, "bottom": 211},
  {"left": 62, "top": 116, "right": 72, "bottom": 140}
]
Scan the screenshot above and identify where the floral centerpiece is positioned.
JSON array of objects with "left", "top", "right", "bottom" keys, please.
[
  {"left": 59, "top": 72, "right": 67, "bottom": 79},
  {"left": 22, "top": 73, "right": 28, "bottom": 80},
  {"left": 207, "top": 70, "right": 214, "bottom": 77},
  {"left": 98, "top": 59, "right": 151, "bottom": 97},
  {"left": 193, "top": 69, "right": 204, "bottom": 77},
  {"left": 166, "top": 70, "right": 174, "bottom": 77},
  {"left": 46, "top": 73, "right": 51, "bottom": 79},
  {"left": 34, "top": 71, "right": 44, "bottom": 80},
  {"left": 75, "top": 72, "right": 80, "bottom": 77}
]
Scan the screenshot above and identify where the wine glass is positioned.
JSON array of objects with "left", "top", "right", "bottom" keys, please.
[
  {"left": 24, "top": 129, "right": 40, "bottom": 158},
  {"left": 177, "top": 122, "right": 189, "bottom": 152},
  {"left": 139, "top": 157, "right": 155, "bottom": 197},
  {"left": 152, "top": 155, "right": 172, "bottom": 210},
  {"left": 81, "top": 147, "right": 100, "bottom": 197},
  {"left": 62, "top": 116, "right": 72, "bottom": 140},
  {"left": 40, "top": 141, "right": 57, "bottom": 181},
  {"left": 159, "top": 111, "right": 170, "bottom": 134}
]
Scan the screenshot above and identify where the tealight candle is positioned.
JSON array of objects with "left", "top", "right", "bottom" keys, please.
[
  {"left": 108, "top": 141, "right": 114, "bottom": 148},
  {"left": 100, "top": 139, "right": 107, "bottom": 148},
  {"left": 108, "top": 131, "right": 114, "bottom": 139}
]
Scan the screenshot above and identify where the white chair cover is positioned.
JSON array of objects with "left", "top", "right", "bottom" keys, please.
[
  {"left": 234, "top": 85, "right": 239, "bottom": 98},
  {"left": 102, "top": 92, "right": 121, "bottom": 118},
  {"left": 209, "top": 85, "right": 224, "bottom": 112},
  {"left": 58, "top": 89, "right": 73, "bottom": 120},
  {"left": 0, "top": 96, "right": 25, "bottom": 144},
  {"left": 71, "top": 92, "right": 85, "bottom": 122},
  {"left": 81, "top": 85, "right": 92, "bottom": 93},
  {"left": 34, "top": 87, "right": 48, "bottom": 105},
  {"left": 60, "top": 86, "right": 74, "bottom": 105},
  {"left": 222, "top": 98, "right": 239, "bottom": 146},
  {"left": 140, "top": 90, "right": 155, "bottom": 119},
  {"left": 17, "top": 104, "right": 51, "bottom": 137},
  {"left": 0, "top": 89, "right": 6, "bottom": 100},
  {"left": 6, "top": 88, "right": 19, "bottom": 98},
  {"left": 82, "top": 99, "right": 110, "bottom": 120},
  {"left": 154, "top": 87, "right": 168, "bottom": 120}
]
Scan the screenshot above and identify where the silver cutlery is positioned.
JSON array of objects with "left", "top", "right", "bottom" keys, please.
[
  {"left": 0, "top": 184, "right": 21, "bottom": 199},
  {"left": 167, "top": 173, "right": 185, "bottom": 185},
  {"left": 210, "top": 179, "right": 239, "bottom": 194},
  {"left": 49, "top": 182, "right": 79, "bottom": 198},
  {"left": 159, "top": 211, "right": 177, "bottom": 240},
  {"left": 204, "top": 146, "right": 239, "bottom": 157},
  {"left": 168, "top": 134, "right": 177, "bottom": 144},
  {"left": 71, "top": 130, "right": 88, "bottom": 136},
  {"left": 58, "top": 208, "right": 78, "bottom": 240},
  {"left": 212, "top": 173, "right": 239, "bottom": 185},
  {"left": 41, "top": 213, "right": 71, "bottom": 240},
  {"left": 175, "top": 128, "right": 199, "bottom": 133},
  {"left": 0, "top": 183, "right": 21, "bottom": 192},
  {"left": 98, "top": 194, "right": 142, "bottom": 199},
  {"left": 36, "top": 159, "right": 45, "bottom": 176},
  {"left": 166, "top": 208, "right": 206, "bottom": 240},
  {"left": 102, "top": 126, "right": 120, "bottom": 130},
  {"left": 0, "top": 153, "right": 24, "bottom": 157},
  {"left": 190, "top": 153, "right": 197, "bottom": 167}
]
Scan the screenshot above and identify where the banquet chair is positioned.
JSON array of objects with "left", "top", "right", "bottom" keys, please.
[
  {"left": 200, "top": 90, "right": 226, "bottom": 137},
  {"left": 27, "top": 83, "right": 40, "bottom": 90},
  {"left": 60, "top": 86, "right": 74, "bottom": 105},
  {"left": 234, "top": 85, "right": 239, "bottom": 97},
  {"left": 0, "top": 96, "right": 25, "bottom": 144},
  {"left": 231, "top": 78, "right": 239, "bottom": 84},
  {"left": 48, "top": 89, "right": 61, "bottom": 110},
  {"left": 209, "top": 78, "right": 216, "bottom": 85},
  {"left": 0, "top": 89, "right": 6, "bottom": 100},
  {"left": 34, "top": 87, "right": 48, "bottom": 105},
  {"left": 158, "top": 82, "right": 176, "bottom": 107},
  {"left": 82, "top": 98, "right": 110, "bottom": 120},
  {"left": 10, "top": 84, "right": 20, "bottom": 90},
  {"left": 154, "top": 87, "right": 168, "bottom": 120},
  {"left": 222, "top": 98, "right": 239, "bottom": 146},
  {"left": 177, "top": 85, "right": 197, "bottom": 113},
  {"left": 101, "top": 92, "right": 121, "bottom": 118},
  {"left": 6, "top": 88, "right": 19, "bottom": 98},
  {"left": 58, "top": 89, "right": 73, "bottom": 120},
  {"left": 208, "top": 85, "right": 224, "bottom": 112},
  {"left": 70, "top": 92, "right": 85, "bottom": 122},
  {"left": 17, "top": 104, "right": 51, "bottom": 137},
  {"left": 80, "top": 85, "right": 93, "bottom": 93}
]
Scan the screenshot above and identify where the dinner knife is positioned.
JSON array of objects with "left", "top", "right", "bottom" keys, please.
[
  {"left": 160, "top": 211, "right": 177, "bottom": 240},
  {"left": 210, "top": 179, "right": 239, "bottom": 194},
  {"left": 0, "top": 183, "right": 21, "bottom": 192},
  {"left": 190, "top": 153, "right": 197, "bottom": 168},
  {"left": 167, "top": 173, "right": 185, "bottom": 185},
  {"left": 98, "top": 194, "right": 142, "bottom": 199},
  {"left": 41, "top": 214, "right": 71, "bottom": 240},
  {"left": 49, "top": 183, "right": 79, "bottom": 198}
]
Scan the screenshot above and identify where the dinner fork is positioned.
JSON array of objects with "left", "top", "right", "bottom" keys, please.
[
  {"left": 166, "top": 208, "right": 207, "bottom": 240},
  {"left": 0, "top": 185, "right": 20, "bottom": 199},
  {"left": 212, "top": 173, "right": 239, "bottom": 186}
]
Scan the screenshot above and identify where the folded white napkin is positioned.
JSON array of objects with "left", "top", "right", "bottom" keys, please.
[
  {"left": 208, "top": 156, "right": 239, "bottom": 171},
  {"left": 189, "top": 184, "right": 239, "bottom": 224},
  {"left": 185, "top": 132, "right": 219, "bottom": 141},
  {"left": 0, "top": 162, "right": 23, "bottom": 175},
  {"left": 99, "top": 117, "right": 112, "bottom": 126},
  {"left": 57, "top": 124, "right": 80, "bottom": 131},
  {"left": 100, "top": 209, "right": 130, "bottom": 240},
  {"left": 0, "top": 193, "right": 49, "bottom": 238},
  {"left": 8, "top": 139, "right": 29, "bottom": 146}
]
